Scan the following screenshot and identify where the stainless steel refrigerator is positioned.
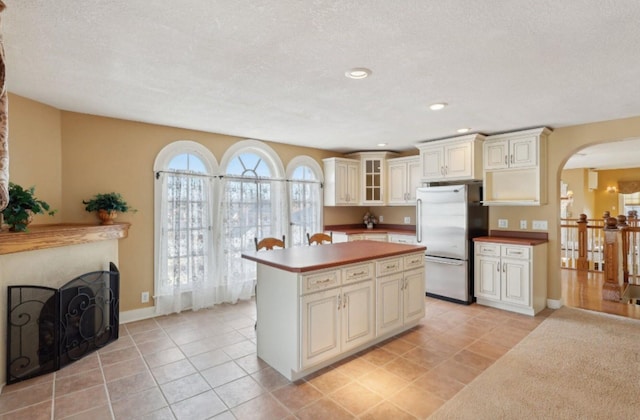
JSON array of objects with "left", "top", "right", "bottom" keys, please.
[{"left": 416, "top": 183, "right": 488, "bottom": 304}]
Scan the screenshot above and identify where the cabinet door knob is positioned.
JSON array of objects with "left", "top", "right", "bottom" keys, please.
[
  {"left": 504, "top": 155, "right": 508, "bottom": 165},
  {"left": 337, "top": 295, "right": 342, "bottom": 310},
  {"left": 497, "top": 262, "right": 500, "bottom": 272}
]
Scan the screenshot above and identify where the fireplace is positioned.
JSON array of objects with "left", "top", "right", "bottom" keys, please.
[{"left": 6, "top": 262, "right": 119, "bottom": 384}]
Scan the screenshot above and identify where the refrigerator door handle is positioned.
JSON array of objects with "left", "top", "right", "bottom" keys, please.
[{"left": 416, "top": 198, "right": 423, "bottom": 243}]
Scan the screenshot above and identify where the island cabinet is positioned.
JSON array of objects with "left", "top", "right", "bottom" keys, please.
[
  {"left": 242, "top": 241, "right": 425, "bottom": 381},
  {"left": 376, "top": 254, "right": 425, "bottom": 336},
  {"left": 482, "top": 127, "right": 551, "bottom": 206},
  {"left": 416, "top": 134, "right": 485, "bottom": 182},
  {"left": 474, "top": 238, "right": 548, "bottom": 316}
]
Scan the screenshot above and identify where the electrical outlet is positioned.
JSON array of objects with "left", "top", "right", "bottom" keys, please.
[
  {"left": 532, "top": 220, "right": 548, "bottom": 230},
  {"left": 403, "top": 216, "right": 411, "bottom": 224},
  {"left": 141, "top": 291, "right": 149, "bottom": 303},
  {"left": 379, "top": 215, "right": 384, "bottom": 222},
  {"left": 520, "top": 220, "right": 527, "bottom": 229},
  {"left": 498, "top": 219, "right": 508, "bottom": 228}
]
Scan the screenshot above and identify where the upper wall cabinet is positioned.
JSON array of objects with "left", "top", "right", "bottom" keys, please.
[
  {"left": 323, "top": 157, "right": 360, "bottom": 206},
  {"left": 416, "top": 134, "right": 485, "bottom": 182},
  {"left": 346, "top": 151, "right": 398, "bottom": 205},
  {"left": 387, "top": 155, "right": 421, "bottom": 205},
  {"left": 482, "top": 127, "right": 551, "bottom": 206}
]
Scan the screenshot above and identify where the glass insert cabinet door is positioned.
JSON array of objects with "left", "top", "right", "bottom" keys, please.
[{"left": 364, "top": 158, "right": 382, "bottom": 202}]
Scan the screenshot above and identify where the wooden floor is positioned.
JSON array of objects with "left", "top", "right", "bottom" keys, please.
[{"left": 561, "top": 268, "right": 640, "bottom": 319}]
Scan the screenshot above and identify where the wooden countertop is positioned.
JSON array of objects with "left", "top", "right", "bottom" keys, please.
[
  {"left": 473, "top": 236, "right": 548, "bottom": 246},
  {"left": 325, "top": 227, "right": 416, "bottom": 235},
  {"left": 242, "top": 240, "right": 426, "bottom": 273}
]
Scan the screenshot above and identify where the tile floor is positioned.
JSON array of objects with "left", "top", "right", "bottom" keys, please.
[{"left": 0, "top": 297, "right": 553, "bottom": 419}]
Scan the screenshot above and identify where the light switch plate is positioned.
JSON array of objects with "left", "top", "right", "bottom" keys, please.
[
  {"left": 403, "top": 216, "right": 411, "bottom": 224},
  {"left": 498, "top": 219, "right": 508, "bottom": 228},
  {"left": 520, "top": 220, "right": 527, "bottom": 229}
]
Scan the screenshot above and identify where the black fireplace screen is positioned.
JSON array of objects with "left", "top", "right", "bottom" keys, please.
[{"left": 6, "top": 262, "right": 119, "bottom": 384}]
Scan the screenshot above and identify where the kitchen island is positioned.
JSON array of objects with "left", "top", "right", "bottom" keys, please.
[{"left": 242, "top": 240, "right": 426, "bottom": 380}]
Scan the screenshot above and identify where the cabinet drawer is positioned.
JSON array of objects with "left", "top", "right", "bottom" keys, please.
[
  {"left": 403, "top": 253, "right": 424, "bottom": 270},
  {"left": 376, "top": 257, "right": 403, "bottom": 276},
  {"left": 501, "top": 245, "right": 530, "bottom": 260},
  {"left": 388, "top": 234, "right": 417, "bottom": 244},
  {"left": 343, "top": 262, "right": 374, "bottom": 284},
  {"left": 476, "top": 243, "right": 500, "bottom": 257},
  {"left": 301, "top": 269, "right": 341, "bottom": 294}
]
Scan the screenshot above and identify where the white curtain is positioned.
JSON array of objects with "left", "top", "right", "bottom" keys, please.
[
  {"left": 213, "top": 176, "right": 287, "bottom": 303},
  {"left": 288, "top": 179, "right": 322, "bottom": 247},
  {"left": 155, "top": 172, "right": 215, "bottom": 315}
]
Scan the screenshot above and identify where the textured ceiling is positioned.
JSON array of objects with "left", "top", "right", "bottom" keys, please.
[{"left": 4, "top": 0, "right": 640, "bottom": 157}]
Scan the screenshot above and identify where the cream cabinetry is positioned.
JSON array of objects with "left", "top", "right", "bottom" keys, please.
[
  {"left": 323, "top": 157, "right": 360, "bottom": 206},
  {"left": 416, "top": 134, "right": 485, "bottom": 182},
  {"left": 376, "top": 256, "right": 425, "bottom": 336},
  {"left": 482, "top": 127, "right": 550, "bottom": 206},
  {"left": 387, "top": 156, "right": 421, "bottom": 205},
  {"left": 348, "top": 232, "right": 388, "bottom": 242},
  {"left": 300, "top": 267, "right": 375, "bottom": 368},
  {"left": 251, "top": 246, "right": 425, "bottom": 380},
  {"left": 387, "top": 233, "right": 417, "bottom": 245},
  {"left": 347, "top": 151, "right": 398, "bottom": 205},
  {"left": 474, "top": 241, "right": 547, "bottom": 316}
]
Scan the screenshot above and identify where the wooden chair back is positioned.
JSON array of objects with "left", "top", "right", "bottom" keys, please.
[
  {"left": 307, "top": 232, "right": 333, "bottom": 246},
  {"left": 254, "top": 235, "right": 285, "bottom": 251}
]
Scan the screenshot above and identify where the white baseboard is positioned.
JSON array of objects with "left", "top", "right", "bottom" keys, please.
[
  {"left": 120, "top": 306, "right": 156, "bottom": 324},
  {"left": 547, "top": 298, "right": 563, "bottom": 309}
]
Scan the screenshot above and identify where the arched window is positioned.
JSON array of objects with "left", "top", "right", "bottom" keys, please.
[
  {"left": 286, "top": 156, "right": 324, "bottom": 247},
  {"left": 217, "top": 140, "right": 286, "bottom": 301},
  {"left": 154, "top": 141, "right": 218, "bottom": 315}
]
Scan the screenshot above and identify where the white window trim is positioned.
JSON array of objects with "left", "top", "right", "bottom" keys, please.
[{"left": 219, "top": 139, "right": 285, "bottom": 179}]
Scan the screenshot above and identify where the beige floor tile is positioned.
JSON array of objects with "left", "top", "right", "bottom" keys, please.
[
  {"left": 359, "top": 401, "right": 417, "bottom": 420},
  {"left": 131, "top": 328, "right": 170, "bottom": 344},
  {"left": 151, "top": 358, "right": 197, "bottom": 384},
  {"left": 214, "top": 375, "right": 264, "bottom": 408},
  {"left": 304, "top": 366, "right": 352, "bottom": 394},
  {"left": 295, "top": 397, "right": 354, "bottom": 420},
  {"left": 97, "top": 334, "right": 134, "bottom": 354},
  {"left": 170, "top": 390, "right": 227, "bottom": 420},
  {"left": 136, "top": 336, "right": 178, "bottom": 356},
  {"left": 160, "top": 372, "right": 210, "bottom": 404},
  {"left": 107, "top": 370, "right": 157, "bottom": 402},
  {"left": 388, "top": 383, "right": 445, "bottom": 418},
  {"left": 189, "top": 348, "right": 232, "bottom": 371},
  {"left": 401, "top": 346, "right": 449, "bottom": 369},
  {"left": 358, "top": 346, "right": 398, "bottom": 366},
  {"left": 54, "top": 384, "right": 108, "bottom": 418},
  {"left": 111, "top": 387, "right": 167, "bottom": 419},
  {"left": 328, "top": 381, "right": 383, "bottom": 416},
  {"left": 251, "top": 366, "right": 291, "bottom": 391},
  {"left": 138, "top": 406, "right": 176, "bottom": 420},
  {"left": 102, "top": 356, "right": 147, "bottom": 382},
  {"left": 234, "top": 353, "right": 269, "bottom": 374},
  {"left": 331, "top": 356, "right": 377, "bottom": 379},
  {"left": 0, "top": 382, "right": 52, "bottom": 415},
  {"left": 220, "top": 339, "right": 256, "bottom": 359},
  {"left": 124, "top": 318, "right": 160, "bottom": 335},
  {"left": 271, "top": 381, "right": 323, "bottom": 412},
  {"left": 200, "top": 360, "right": 247, "bottom": 388},
  {"left": 144, "top": 347, "right": 186, "bottom": 368},
  {"left": 99, "top": 345, "right": 140, "bottom": 366},
  {"left": 0, "top": 400, "right": 52, "bottom": 420},
  {"left": 232, "top": 394, "right": 290, "bottom": 420},
  {"left": 377, "top": 337, "right": 417, "bottom": 356},
  {"left": 0, "top": 373, "right": 53, "bottom": 395},
  {"left": 428, "top": 358, "right": 482, "bottom": 385},
  {"left": 358, "top": 368, "right": 409, "bottom": 395},
  {"left": 383, "top": 356, "right": 430, "bottom": 381},
  {"left": 465, "top": 338, "right": 511, "bottom": 360},
  {"left": 452, "top": 348, "right": 495, "bottom": 371},
  {"left": 55, "top": 352, "right": 100, "bottom": 379},
  {"left": 413, "top": 368, "right": 466, "bottom": 400},
  {"left": 61, "top": 405, "right": 113, "bottom": 420}
]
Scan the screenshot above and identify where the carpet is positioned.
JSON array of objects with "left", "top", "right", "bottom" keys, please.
[{"left": 429, "top": 306, "right": 640, "bottom": 419}]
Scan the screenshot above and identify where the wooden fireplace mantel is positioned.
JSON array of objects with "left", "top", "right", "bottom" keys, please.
[{"left": 0, "top": 223, "right": 130, "bottom": 255}]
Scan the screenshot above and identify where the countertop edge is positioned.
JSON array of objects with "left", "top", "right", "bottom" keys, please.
[{"left": 473, "top": 236, "right": 548, "bottom": 246}]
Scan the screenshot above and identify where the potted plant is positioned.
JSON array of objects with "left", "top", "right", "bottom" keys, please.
[
  {"left": 2, "top": 182, "right": 56, "bottom": 232},
  {"left": 83, "top": 192, "right": 136, "bottom": 225}
]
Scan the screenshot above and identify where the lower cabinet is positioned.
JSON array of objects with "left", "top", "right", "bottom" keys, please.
[
  {"left": 376, "top": 269, "right": 424, "bottom": 336},
  {"left": 301, "top": 279, "right": 374, "bottom": 368},
  {"left": 474, "top": 241, "right": 547, "bottom": 316}
]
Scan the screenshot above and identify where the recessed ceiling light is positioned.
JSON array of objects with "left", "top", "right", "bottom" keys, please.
[
  {"left": 457, "top": 128, "right": 470, "bottom": 133},
  {"left": 345, "top": 68, "right": 372, "bottom": 79},
  {"left": 429, "top": 103, "right": 447, "bottom": 111},
  {"left": 377, "top": 143, "right": 387, "bottom": 147}
]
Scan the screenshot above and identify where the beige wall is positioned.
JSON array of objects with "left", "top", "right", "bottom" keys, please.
[
  {"left": 7, "top": 94, "right": 63, "bottom": 224},
  {"left": 560, "top": 168, "right": 596, "bottom": 218},
  {"left": 10, "top": 92, "right": 640, "bottom": 310}
]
